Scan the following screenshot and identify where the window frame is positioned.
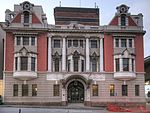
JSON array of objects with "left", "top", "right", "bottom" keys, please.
[
  {"left": 91, "top": 40, "right": 97, "bottom": 48},
  {"left": 13, "top": 84, "right": 18, "bottom": 96},
  {"left": 53, "top": 84, "right": 60, "bottom": 96},
  {"left": 92, "top": 84, "right": 98, "bottom": 96},
  {"left": 20, "top": 56, "right": 28, "bottom": 71},
  {"left": 22, "top": 84, "right": 28, "bottom": 96},
  {"left": 122, "top": 85, "right": 128, "bottom": 96},
  {"left": 54, "top": 39, "right": 60, "bottom": 48}
]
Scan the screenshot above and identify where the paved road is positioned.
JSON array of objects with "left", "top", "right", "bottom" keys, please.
[{"left": 0, "top": 107, "right": 106, "bottom": 113}]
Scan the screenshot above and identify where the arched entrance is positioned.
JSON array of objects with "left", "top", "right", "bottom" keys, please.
[{"left": 67, "top": 80, "right": 84, "bottom": 103}]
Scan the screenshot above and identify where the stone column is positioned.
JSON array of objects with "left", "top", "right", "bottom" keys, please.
[
  {"left": 129, "top": 58, "right": 132, "bottom": 71},
  {"left": 62, "top": 37, "right": 66, "bottom": 71},
  {"left": 86, "top": 37, "right": 90, "bottom": 72},
  {"left": 70, "top": 56, "right": 73, "bottom": 72},
  {"left": 61, "top": 88, "right": 66, "bottom": 105},
  {"left": 100, "top": 37, "right": 104, "bottom": 72},
  {"left": 120, "top": 58, "right": 123, "bottom": 71},
  {"left": 48, "top": 35, "right": 52, "bottom": 72},
  {"left": 18, "top": 57, "right": 20, "bottom": 71},
  {"left": 28, "top": 56, "right": 31, "bottom": 71}
]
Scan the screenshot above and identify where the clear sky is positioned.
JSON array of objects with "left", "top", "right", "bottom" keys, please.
[{"left": 0, "top": 0, "right": 150, "bottom": 57}]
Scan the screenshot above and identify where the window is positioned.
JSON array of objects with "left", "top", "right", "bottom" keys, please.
[
  {"left": 91, "top": 58, "right": 97, "bottom": 72},
  {"left": 54, "top": 58, "right": 59, "bottom": 72},
  {"left": 53, "top": 84, "right": 60, "bottom": 96},
  {"left": 16, "top": 37, "right": 21, "bottom": 45},
  {"left": 31, "top": 57, "right": 35, "bottom": 71},
  {"left": 115, "top": 39, "right": 119, "bottom": 47},
  {"left": 68, "top": 40, "right": 72, "bottom": 47},
  {"left": 122, "top": 85, "right": 128, "bottom": 96},
  {"left": 74, "top": 57, "right": 78, "bottom": 71},
  {"left": 121, "top": 39, "right": 126, "bottom": 47},
  {"left": 13, "top": 84, "right": 18, "bottom": 96},
  {"left": 81, "top": 60, "right": 84, "bottom": 72},
  {"left": 132, "top": 59, "right": 134, "bottom": 71},
  {"left": 22, "top": 84, "right": 28, "bottom": 96},
  {"left": 31, "top": 37, "right": 35, "bottom": 45},
  {"left": 135, "top": 85, "right": 140, "bottom": 96},
  {"left": 67, "top": 60, "right": 70, "bottom": 72},
  {"left": 123, "top": 58, "right": 129, "bottom": 71},
  {"left": 20, "top": 57, "right": 28, "bottom": 70},
  {"left": 32, "top": 84, "right": 37, "bottom": 96},
  {"left": 115, "top": 58, "right": 120, "bottom": 72},
  {"left": 92, "top": 84, "right": 98, "bottom": 96},
  {"left": 23, "top": 37, "right": 29, "bottom": 45},
  {"left": 80, "top": 40, "right": 83, "bottom": 47},
  {"left": 73, "top": 40, "right": 78, "bottom": 47},
  {"left": 15, "top": 57, "right": 18, "bottom": 71},
  {"left": 91, "top": 40, "right": 97, "bottom": 48},
  {"left": 24, "top": 11, "right": 29, "bottom": 23},
  {"left": 110, "top": 84, "right": 115, "bottom": 96},
  {"left": 121, "top": 14, "right": 126, "bottom": 26},
  {"left": 129, "top": 39, "right": 132, "bottom": 48},
  {"left": 54, "top": 39, "right": 60, "bottom": 48}
]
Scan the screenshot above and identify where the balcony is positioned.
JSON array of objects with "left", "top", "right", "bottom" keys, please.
[
  {"left": 114, "top": 72, "right": 136, "bottom": 81},
  {"left": 13, "top": 71, "right": 37, "bottom": 81}
]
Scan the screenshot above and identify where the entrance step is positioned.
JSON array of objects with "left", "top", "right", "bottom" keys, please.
[{"left": 67, "top": 103, "right": 106, "bottom": 110}]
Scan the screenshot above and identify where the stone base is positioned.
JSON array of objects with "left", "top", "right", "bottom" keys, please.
[{"left": 61, "top": 101, "right": 67, "bottom": 106}]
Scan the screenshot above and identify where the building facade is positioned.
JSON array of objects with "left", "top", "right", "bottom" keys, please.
[{"left": 3, "top": 1, "right": 145, "bottom": 106}]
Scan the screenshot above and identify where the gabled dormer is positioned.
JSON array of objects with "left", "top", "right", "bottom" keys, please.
[
  {"left": 5, "top": 1, "right": 47, "bottom": 27},
  {"left": 109, "top": 4, "right": 141, "bottom": 27}
]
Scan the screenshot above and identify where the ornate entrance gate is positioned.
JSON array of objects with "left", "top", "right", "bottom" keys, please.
[{"left": 67, "top": 80, "right": 84, "bottom": 103}]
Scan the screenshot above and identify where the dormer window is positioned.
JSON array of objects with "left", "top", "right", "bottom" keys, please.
[
  {"left": 121, "top": 14, "right": 126, "bottom": 26},
  {"left": 24, "top": 11, "right": 29, "bottom": 23}
]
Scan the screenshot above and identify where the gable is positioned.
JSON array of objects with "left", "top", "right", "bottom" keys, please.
[
  {"left": 128, "top": 16, "right": 137, "bottom": 26},
  {"left": 109, "top": 16, "right": 118, "bottom": 25},
  {"left": 11, "top": 13, "right": 21, "bottom": 23},
  {"left": 32, "top": 13, "right": 42, "bottom": 24}
]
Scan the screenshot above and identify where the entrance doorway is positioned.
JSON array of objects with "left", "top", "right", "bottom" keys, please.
[{"left": 67, "top": 80, "right": 84, "bottom": 103}]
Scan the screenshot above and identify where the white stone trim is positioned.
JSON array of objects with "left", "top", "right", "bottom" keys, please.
[
  {"left": 48, "top": 36, "right": 52, "bottom": 72},
  {"left": 100, "top": 38, "right": 104, "bottom": 72},
  {"left": 62, "top": 37, "right": 66, "bottom": 71},
  {"left": 86, "top": 37, "right": 90, "bottom": 72}
]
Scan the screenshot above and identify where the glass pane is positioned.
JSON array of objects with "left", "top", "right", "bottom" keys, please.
[
  {"left": 13, "top": 84, "right": 18, "bottom": 96},
  {"left": 92, "top": 84, "right": 98, "bottom": 96},
  {"left": 92, "top": 58, "right": 97, "bottom": 72},
  {"left": 55, "top": 58, "right": 59, "bottom": 72},
  {"left": 32, "top": 84, "right": 37, "bottom": 96},
  {"left": 135, "top": 85, "right": 139, "bottom": 96},
  {"left": 21, "top": 57, "right": 28, "bottom": 70},
  {"left": 22, "top": 84, "right": 28, "bottom": 96},
  {"left": 110, "top": 84, "right": 115, "bottom": 96},
  {"left": 54, "top": 85, "right": 59, "bottom": 96},
  {"left": 123, "top": 58, "right": 129, "bottom": 71},
  {"left": 31, "top": 57, "right": 35, "bottom": 71},
  {"left": 15, "top": 57, "right": 18, "bottom": 71},
  {"left": 54, "top": 40, "right": 60, "bottom": 48},
  {"left": 74, "top": 57, "right": 78, "bottom": 71},
  {"left": 122, "top": 85, "right": 128, "bottom": 96},
  {"left": 24, "top": 11, "right": 29, "bottom": 23},
  {"left": 16, "top": 37, "right": 21, "bottom": 45},
  {"left": 115, "top": 39, "right": 119, "bottom": 47},
  {"left": 115, "top": 58, "right": 120, "bottom": 72},
  {"left": 68, "top": 40, "right": 72, "bottom": 47},
  {"left": 121, "top": 15, "right": 126, "bottom": 26},
  {"left": 91, "top": 40, "right": 97, "bottom": 48},
  {"left": 31, "top": 37, "right": 35, "bottom": 45},
  {"left": 23, "top": 37, "right": 29, "bottom": 45},
  {"left": 73, "top": 40, "right": 78, "bottom": 47},
  {"left": 129, "top": 39, "right": 132, "bottom": 47},
  {"left": 121, "top": 39, "right": 126, "bottom": 47}
]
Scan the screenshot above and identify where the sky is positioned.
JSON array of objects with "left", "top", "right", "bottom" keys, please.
[{"left": 0, "top": 0, "right": 150, "bottom": 57}]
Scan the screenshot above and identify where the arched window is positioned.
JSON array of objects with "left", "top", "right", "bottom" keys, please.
[
  {"left": 90, "top": 52, "right": 98, "bottom": 72},
  {"left": 121, "top": 14, "right": 126, "bottom": 26},
  {"left": 53, "top": 52, "right": 61, "bottom": 72},
  {"left": 24, "top": 11, "right": 29, "bottom": 23}
]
